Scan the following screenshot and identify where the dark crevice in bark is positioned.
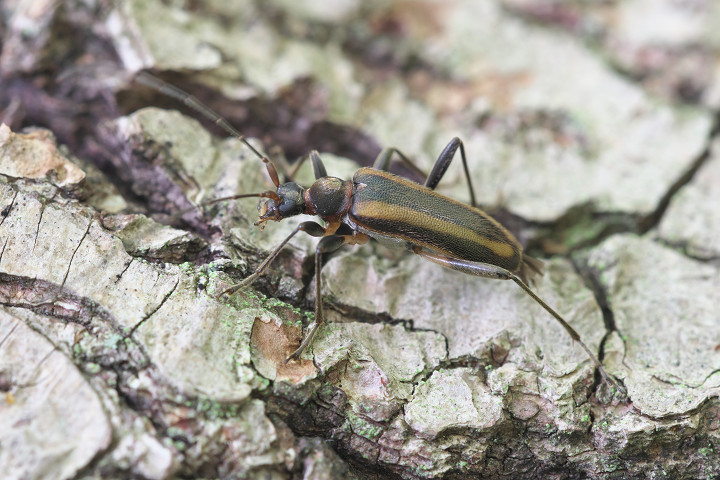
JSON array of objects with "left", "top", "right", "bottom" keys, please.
[{"left": 639, "top": 113, "right": 720, "bottom": 234}]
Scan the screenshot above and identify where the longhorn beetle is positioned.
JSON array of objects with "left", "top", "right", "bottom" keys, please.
[{"left": 136, "top": 72, "right": 622, "bottom": 393}]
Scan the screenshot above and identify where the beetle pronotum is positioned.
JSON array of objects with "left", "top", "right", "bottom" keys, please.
[{"left": 136, "top": 72, "right": 622, "bottom": 393}]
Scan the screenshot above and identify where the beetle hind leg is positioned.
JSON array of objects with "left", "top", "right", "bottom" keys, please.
[{"left": 411, "top": 246, "right": 624, "bottom": 395}]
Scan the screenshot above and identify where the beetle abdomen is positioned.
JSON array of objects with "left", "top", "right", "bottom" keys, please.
[{"left": 350, "top": 168, "right": 529, "bottom": 275}]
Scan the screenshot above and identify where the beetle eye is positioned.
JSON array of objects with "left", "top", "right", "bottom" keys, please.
[{"left": 277, "top": 182, "right": 305, "bottom": 217}]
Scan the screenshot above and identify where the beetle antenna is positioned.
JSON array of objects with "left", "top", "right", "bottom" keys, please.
[
  {"left": 171, "top": 191, "right": 281, "bottom": 218},
  {"left": 203, "top": 191, "right": 281, "bottom": 205},
  {"left": 135, "top": 71, "right": 276, "bottom": 171}
]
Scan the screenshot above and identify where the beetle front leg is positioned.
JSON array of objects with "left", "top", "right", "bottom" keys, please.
[
  {"left": 286, "top": 232, "right": 370, "bottom": 363},
  {"left": 221, "top": 221, "right": 326, "bottom": 297}
]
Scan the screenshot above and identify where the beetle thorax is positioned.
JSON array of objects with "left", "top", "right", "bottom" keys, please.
[{"left": 305, "top": 177, "right": 353, "bottom": 219}]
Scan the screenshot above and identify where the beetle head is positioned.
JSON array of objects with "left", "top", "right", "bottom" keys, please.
[{"left": 256, "top": 182, "right": 306, "bottom": 228}]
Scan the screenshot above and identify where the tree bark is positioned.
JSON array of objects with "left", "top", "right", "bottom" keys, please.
[{"left": 1, "top": 1, "right": 719, "bottom": 479}]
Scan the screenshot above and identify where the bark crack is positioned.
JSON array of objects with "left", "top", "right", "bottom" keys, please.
[
  {"left": 640, "top": 115, "right": 720, "bottom": 234},
  {"left": 0, "top": 316, "right": 20, "bottom": 348},
  {"left": 651, "top": 368, "right": 720, "bottom": 390},
  {"left": 0, "top": 189, "right": 18, "bottom": 228},
  {"left": 31, "top": 200, "right": 46, "bottom": 253},
  {"left": 128, "top": 275, "right": 180, "bottom": 337},
  {"left": 0, "top": 236, "right": 8, "bottom": 265},
  {"left": 61, "top": 219, "right": 93, "bottom": 288},
  {"left": 115, "top": 258, "right": 133, "bottom": 283}
]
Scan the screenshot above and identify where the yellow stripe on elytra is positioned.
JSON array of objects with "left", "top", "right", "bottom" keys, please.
[{"left": 354, "top": 200, "right": 515, "bottom": 259}]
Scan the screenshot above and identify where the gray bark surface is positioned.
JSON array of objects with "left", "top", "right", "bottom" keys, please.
[{"left": 1, "top": 1, "right": 719, "bottom": 479}]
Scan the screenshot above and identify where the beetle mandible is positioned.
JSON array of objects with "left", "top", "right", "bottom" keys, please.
[{"left": 136, "top": 72, "right": 622, "bottom": 393}]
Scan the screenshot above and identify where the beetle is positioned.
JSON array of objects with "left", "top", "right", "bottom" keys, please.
[{"left": 136, "top": 72, "right": 622, "bottom": 393}]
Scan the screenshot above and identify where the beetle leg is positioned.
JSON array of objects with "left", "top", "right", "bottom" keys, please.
[
  {"left": 323, "top": 219, "right": 342, "bottom": 236},
  {"left": 425, "top": 137, "right": 477, "bottom": 207},
  {"left": 285, "top": 150, "right": 328, "bottom": 181},
  {"left": 413, "top": 247, "right": 510, "bottom": 279},
  {"left": 309, "top": 151, "right": 328, "bottom": 179},
  {"left": 221, "top": 221, "right": 326, "bottom": 296},
  {"left": 372, "top": 139, "right": 478, "bottom": 207},
  {"left": 286, "top": 232, "right": 370, "bottom": 363},
  {"left": 372, "top": 147, "right": 428, "bottom": 179},
  {"left": 412, "top": 246, "right": 624, "bottom": 394}
]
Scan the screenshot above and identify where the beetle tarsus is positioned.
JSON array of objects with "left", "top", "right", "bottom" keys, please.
[
  {"left": 284, "top": 321, "right": 322, "bottom": 364},
  {"left": 509, "top": 273, "right": 626, "bottom": 397}
]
